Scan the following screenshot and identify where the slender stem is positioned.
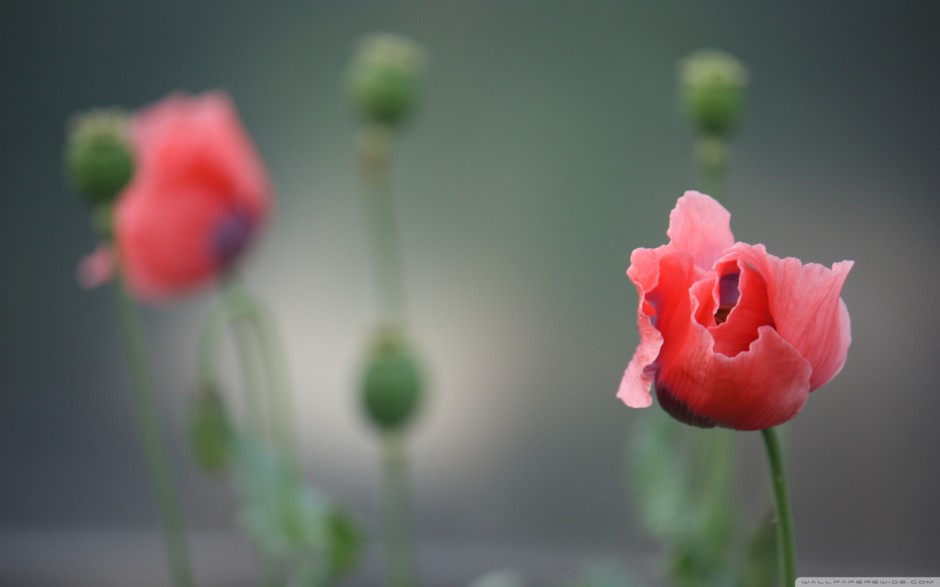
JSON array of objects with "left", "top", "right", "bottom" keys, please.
[
  {"left": 358, "top": 125, "right": 418, "bottom": 587},
  {"left": 761, "top": 427, "right": 797, "bottom": 586},
  {"left": 382, "top": 434, "right": 416, "bottom": 587},
  {"left": 240, "top": 296, "right": 299, "bottom": 468},
  {"left": 112, "top": 280, "right": 194, "bottom": 587},
  {"left": 196, "top": 296, "right": 229, "bottom": 389},
  {"left": 358, "top": 125, "right": 408, "bottom": 326},
  {"left": 697, "top": 134, "right": 728, "bottom": 201}
]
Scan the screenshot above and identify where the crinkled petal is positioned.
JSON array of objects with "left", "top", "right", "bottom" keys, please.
[
  {"left": 708, "top": 254, "right": 774, "bottom": 356},
  {"left": 732, "top": 244, "right": 853, "bottom": 390},
  {"left": 666, "top": 191, "right": 734, "bottom": 269},
  {"left": 650, "top": 252, "right": 813, "bottom": 430},
  {"left": 657, "top": 324, "right": 813, "bottom": 430},
  {"left": 617, "top": 247, "right": 665, "bottom": 408}
]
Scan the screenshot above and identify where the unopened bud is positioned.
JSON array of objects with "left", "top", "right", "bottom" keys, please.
[
  {"left": 65, "top": 109, "right": 134, "bottom": 206},
  {"left": 360, "top": 328, "right": 423, "bottom": 433},
  {"left": 347, "top": 33, "right": 426, "bottom": 128},
  {"left": 679, "top": 49, "right": 747, "bottom": 137},
  {"left": 189, "top": 384, "right": 235, "bottom": 474}
]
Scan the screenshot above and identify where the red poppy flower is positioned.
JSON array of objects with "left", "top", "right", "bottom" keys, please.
[
  {"left": 113, "top": 92, "right": 272, "bottom": 301},
  {"left": 618, "top": 191, "right": 852, "bottom": 430}
]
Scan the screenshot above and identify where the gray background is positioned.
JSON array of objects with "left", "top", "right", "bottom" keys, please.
[{"left": 2, "top": 1, "right": 939, "bottom": 585}]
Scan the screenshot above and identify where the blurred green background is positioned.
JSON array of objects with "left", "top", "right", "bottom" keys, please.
[{"left": 2, "top": 1, "right": 939, "bottom": 585}]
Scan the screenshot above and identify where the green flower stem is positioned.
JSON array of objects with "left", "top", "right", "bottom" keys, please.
[
  {"left": 697, "top": 134, "right": 728, "bottom": 201},
  {"left": 196, "top": 296, "right": 229, "bottom": 389},
  {"left": 358, "top": 124, "right": 420, "bottom": 587},
  {"left": 198, "top": 281, "right": 299, "bottom": 466},
  {"left": 358, "top": 124, "right": 408, "bottom": 326},
  {"left": 761, "top": 427, "right": 797, "bottom": 587},
  {"left": 382, "top": 434, "right": 416, "bottom": 587},
  {"left": 112, "top": 279, "right": 194, "bottom": 587}
]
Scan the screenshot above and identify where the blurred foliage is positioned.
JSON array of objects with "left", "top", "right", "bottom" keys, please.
[
  {"left": 234, "top": 436, "right": 362, "bottom": 587},
  {"left": 467, "top": 560, "right": 642, "bottom": 587},
  {"left": 563, "top": 561, "right": 642, "bottom": 587},
  {"left": 739, "top": 509, "right": 779, "bottom": 587},
  {"left": 629, "top": 407, "right": 775, "bottom": 587},
  {"left": 467, "top": 569, "right": 527, "bottom": 587}
]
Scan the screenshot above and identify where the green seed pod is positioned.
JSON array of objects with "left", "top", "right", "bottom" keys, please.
[
  {"left": 347, "top": 33, "right": 426, "bottom": 128},
  {"left": 679, "top": 49, "right": 747, "bottom": 137},
  {"left": 360, "top": 329, "right": 423, "bottom": 433},
  {"left": 65, "top": 109, "right": 135, "bottom": 206},
  {"left": 189, "top": 384, "right": 235, "bottom": 475}
]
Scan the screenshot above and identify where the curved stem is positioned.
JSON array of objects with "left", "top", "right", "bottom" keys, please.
[
  {"left": 761, "top": 427, "right": 797, "bottom": 586},
  {"left": 240, "top": 295, "right": 299, "bottom": 467},
  {"left": 113, "top": 280, "right": 194, "bottom": 587},
  {"left": 382, "top": 434, "right": 416, "bottom": 587},
  {"left": 220, "top": 283, "right": 299, "bottom": 467},
  {"left": 228, "top": 298, "right": 267, "bottom": 439}
]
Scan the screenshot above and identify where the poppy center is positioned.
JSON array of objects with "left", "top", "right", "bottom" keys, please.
[
  {"left": 715, "top": 272, "right": 740, "bottom": 325},
  {"left": 212, "top": 207, "right": 255, "bottom": 267}
]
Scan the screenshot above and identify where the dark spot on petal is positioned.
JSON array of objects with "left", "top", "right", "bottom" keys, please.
[
  {"left": 212, "top": 207, "right": 255, "bottom": 267},
  {"left": 715, "top": 272, "right": 740, "bottom": 325},
  {"left": 655, "top": 383, "right": 717, "bottom": 428}
]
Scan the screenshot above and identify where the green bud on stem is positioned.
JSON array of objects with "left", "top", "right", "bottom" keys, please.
[
  {"left": 679, "top": 49, "right": 747, "bottom": 137},
  {"left": 360, "top": 328, "right": 423, "bottom": 433},
  {"left": 65, "top": 109, "right": 134, "bottom": 206},
  {"left": 347, "top": 33, "right": 426, "bottom": 128}
]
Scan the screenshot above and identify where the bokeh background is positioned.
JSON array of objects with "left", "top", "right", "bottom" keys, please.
[{"left": 2, "top": 1, "right": 939, "bottom": 585}]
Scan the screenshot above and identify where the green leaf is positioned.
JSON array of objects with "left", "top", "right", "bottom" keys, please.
[
  {"left": 188, "top": 384, "right": 235, "bottom": 475},
  {"left": 232, "top": 437, "right": 362, "bottom": 585}
]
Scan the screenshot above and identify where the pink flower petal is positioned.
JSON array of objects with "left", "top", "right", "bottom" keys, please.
[
  {"left": 76, "top": 244, "right": 115, "bottom": 289},
  {"left": 617, "top": 247, "right": 665, "bottom": 408},
  {"left": 732, "top": 243, "right": 853, "bottom": 390},
  {"left": 132, "top": 92, "right": 271, "bottom": 219},
  {"left": 114, "top": 92, "right": 272, "bottom": 302},
  {"left": 708, "top": 255, "right": 774, "bottom": 357},
  {"left": 650, "top": 252, "right": 812, "bottom": 429},
  {"left": 116, "top": 181, "right": 229, "bottom": 301},
  {"left": 658, "top": 324, "right": 813, "bottom": 430},
  {"left": 666, "top": 191, "right": 734, "bottom": 270},
  {"left": 617, "top": 192, "right": 852, "bottom": 429}
]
